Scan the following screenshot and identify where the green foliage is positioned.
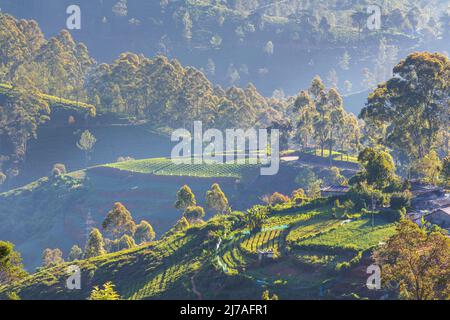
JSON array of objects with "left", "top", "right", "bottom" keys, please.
[
  {"left": 68, "top": 245, "right": 83, "bottom": 262},
  {"left": 102, "top": 202, "right": 136, "bottom": 239},
  {"left": 265, "top": 192, "right": 290, "bottom": 206},
  {"left": 443, "top": 155, "right": 450, "bottom": 186},
  {"left": 118, "top": 235, "right": 136, "bottom": 251},
  {"left": 0, "top": 241, "right": 26, "bottom": 285},
  {"left": 42, "top": 248, "right": 64, "bottom": 267},
  {"left": 86, "top": 53, "right": 275, "bottom": 130},
  {"left": 0, "top": 201, "right": 404, "bottom": 300},
  {"left": 291, "top": 188, "right": 309, "bottom": 205},
  {"left": 175, "top": 185, "right": 197, "bottom": 211},
  {"left": 349, "top": 181, "right": 387, "bottom": 209},
  {"left": 183, "top": 206, "right": 206, "bottom": 222},
  {"left": 134, "top": 220, "right": 156, "bottom": 245},
  {"left": 0, "top": 86, "right": 50, "bottom": 177},
  {"left": 294, "top": 77, "right": 360, "bottom": 162},
  {"left": 243, "top": 205, "right": 268, "bottom": 233},
  {"left": 295, "top": 167, "right": 320, "bottom": 191},
  {"left": 262, "top": 290, "right": 279, "bottom": 300},
  {"left": 361, "top": 52, "right": 450, "bottom": 162},
  {"left": 84, "top": 228, "right": 106, "bottom": 259},
  {"left": 332, "top": 199, "right": 355, "bottom": 219},
  {"left": 390, "top": 190, "right": 412, "bottom": 210},
  {"left": 89, "top": 282, "right": 121, "bottom": 300},
  {"left": 411, "top": 150, "right": 443, "bottom": 185},
  {"left": 374, "top": 219, "right": 450, "bottom": 300},
  {"left": 172, "top": 217, "right": 190, "bottom": 233},
  {"left": 351, "top": 148, "right": 397, "bottom": 191},
  {"left": 6, "top": 291, "right": 20, "bottom": 300},
  {"left": 109, "top": 158, "right": 260, "bottom": 179},
  {"left": 206, "top": 183, "right": 230, "bottom": 215},
  {"left": 77, "top": 130, "right": 97, "bottom": 167},
  {"left": 296, "top": 218, "right": 397, "bottom": 253}
]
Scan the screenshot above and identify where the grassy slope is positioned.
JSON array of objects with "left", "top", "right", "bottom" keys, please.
[
  {"left": 0, "top": 83, "right": 96, "bottom": 116},
  {"left": 106, "top": 157, "right": 261, "bottom": 179},
  {"left": 0, "top": 201, "right": 397, "bottom": 300},
  {"left": 0, "top": 158, "right": 261, "bottom": 270}
]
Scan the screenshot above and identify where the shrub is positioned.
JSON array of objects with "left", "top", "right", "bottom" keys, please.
[
  {"left": 68, "top": 245, "right": 83, "bottom": 261},
  {"left": 134, "top": 220, "right": 156, "bottom": 244},
  {"left": 390, "top": 190, "right": 412, "bottom": 210},
  {"left": 89, "top": 282, "right": 120, "bottom": 300},
  {"left": 51, "top": 163, "right": 67, "bottom": 177},
  {"left": 267, "top": 192, "right": 290, "bottom": 206},
  {"left": 184, "top": 206, "right": 205, "bottom": 222},
  {"left": 291, "top": 188, "right": 309, "bottom": 205}
]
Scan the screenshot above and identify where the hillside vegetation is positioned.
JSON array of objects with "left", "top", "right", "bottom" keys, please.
[
  {"left": 0, "top": 200, "right": 397, "bottom": 300},
  {"left": 0, "top": 158, "right": 264, "bottom": 269}
]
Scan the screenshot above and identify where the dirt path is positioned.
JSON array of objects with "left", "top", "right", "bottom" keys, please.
[{"left": 191, "top": 272, "right": 203, "bottom": 300}]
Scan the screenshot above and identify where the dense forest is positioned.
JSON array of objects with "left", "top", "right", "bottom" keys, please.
[{"left": 2, "top": 0, "right": 450, "bottom": 95}]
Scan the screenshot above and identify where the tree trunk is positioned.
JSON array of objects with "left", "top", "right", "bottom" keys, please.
[{"left": 329, "top": 132, "right": 333, "bottom": 167}]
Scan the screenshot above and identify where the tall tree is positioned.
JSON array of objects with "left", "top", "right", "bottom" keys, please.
[
  {"left": 411, "top": 151, "right": 443, "bottom": 185},
  {"left": 0, "top": 241, "right": 27, "bottom": 285},
  {"left": 68, "top": 245, "right": 83, "bottom": 262},
  {"left": 244, "top": 205, "right": 268, "bottom": 233},
  {"left": 84, "top": 228, "right": 106, "bottom": 258},
  {"left": 183, "top": 206, "right": 205, "bottom": 223},
  {"left": 206, "top": 183, "right": 230, "bottom": 215},
  {"left": 361, "top": 52, "right": 450, "bottom": 164},
  {"left": 373, "top": 219, "right": 450, "bottom": 300},
  {"left": 294, "top": 90, "right": 317, "bottom": 151},
  {"left": 350, "top": 147, "right": 398, "bottom": 190},
  {"left": 42, "top": 248, "right": 64, "bottom": 267},
  {"left": 175, "top": 185, "right": 197, "bottom": 211},
  {"left": 102, "top": 202, "right": 136, "bottom": 239},
  {"left": 77, "top": 130, "right": 97, "bottom": 168},
  {"left": 134, "top": 220, "right": 156, "bottom": 244}
]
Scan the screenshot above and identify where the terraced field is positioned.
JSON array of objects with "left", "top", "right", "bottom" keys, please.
[
  {"left": 295, "top": 219, "right": 397, "bottom": 252},
  {"left": 0, "top": 202, "right": 400, "bottom": 300},
  {"left": 286, "top": 218, "right": 341, "bottom": 244},
  {"left": 289, "top": 216, "right": 397, "bottom": 270},
  {"left": 106, "top": 158, "right": 261, "bottom": 179},
  {"left": 240, "top": 228, "right": 286, "bottom": 256}
]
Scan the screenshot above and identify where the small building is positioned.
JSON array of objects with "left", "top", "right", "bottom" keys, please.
[
  {"left": 257, "top": 249, "right": 274, "bottom": 262},
  {"left": 425, "top": 206, "right": 450, "bottom": 228},
  {"left": 321, "top": 185, "right": 350, "bottom": 197},
  {"left": 410, "top": 180, "right": 444, "bottom": 199}
]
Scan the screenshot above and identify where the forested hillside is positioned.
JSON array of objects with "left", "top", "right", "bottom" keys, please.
[{"left": 2, "top": 0, "right": 450, "bottom": 95}]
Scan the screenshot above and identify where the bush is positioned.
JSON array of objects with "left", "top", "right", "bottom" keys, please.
[
  {"left": 291, "top": 188, "right": 309, "bottom": 205},
  {"left": 267, "top": 192, "right": 290, "bottom": 206},
  {"left": 375, "top": 208, "right": 404, "bottom": 222},
  {"left": 349, "top": 182, "right": 387, "bottom": 209},
  {"left": 390, "top": 190, "right": 412, "bottom": 210},
  {"left": 184, "top": 206, "right": 206, "bottom": 222},
  {"left": 51, "top": 163, "right": 67, "bottom": 177}
]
